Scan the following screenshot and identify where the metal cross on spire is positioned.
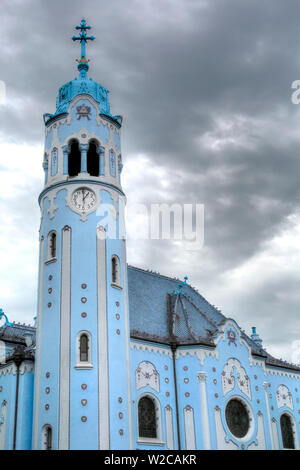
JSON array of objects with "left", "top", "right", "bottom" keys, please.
[{"left": 72, "top": 19, "right": 95, "bottom": 62}]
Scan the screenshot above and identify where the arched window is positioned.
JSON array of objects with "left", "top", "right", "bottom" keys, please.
[
  {"left": 138, "top": 396, "right": 157, "bottom": 439},
  {"left": 47, "top": 231, "right": 57, "bottom": 261},
  {"left": 280, "top": 413, "right": 295, "bottom": 449},
  {"left": 111, "top": 255, "right": 121, "bottom": 286},
  {"left": 42, "top": 424, "right": 52, "bottom": 450},
  {"left": 76, "top": 331, "right": 92, "bottom": 369},
  {"left": 80, "top": 334, "right": 88, "bottom": 362},
  {"left": 68, "top": 140, "right": 81, "bottom": 177},
  {"left": 87, "top": 140, "right": 99, "bottom": 176}
]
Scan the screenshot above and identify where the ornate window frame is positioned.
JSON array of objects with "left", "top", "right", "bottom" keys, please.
[
  {"left": 137, "top": 393, "right": 164, "bottom": 446},
  {"left": 75, "top": 330, "right": 93, "bottom": 369},
  {"left": 224, "top": 395, "right": 255, "bottom": 443}
]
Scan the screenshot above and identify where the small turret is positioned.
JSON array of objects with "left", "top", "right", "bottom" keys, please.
[{"left": 251, "top": 326, "right": 263, "bottom": 348}]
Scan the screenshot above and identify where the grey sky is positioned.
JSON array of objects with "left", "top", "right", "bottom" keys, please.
[{"left": 1, "top": 0, "right": 300, "bottom": 362}]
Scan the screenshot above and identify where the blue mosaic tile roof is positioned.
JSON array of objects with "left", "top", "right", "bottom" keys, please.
[{"left": 127, "top": 265, "right": 225, "bottom": 343}]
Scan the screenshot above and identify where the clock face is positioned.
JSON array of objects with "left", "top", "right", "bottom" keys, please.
[{"left": 71, "top": 188, "right": 96, "bottom": 212}]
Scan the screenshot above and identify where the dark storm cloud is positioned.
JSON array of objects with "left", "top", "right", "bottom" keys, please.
[{"left": 1, "top": 0, "right": 300, "bottom": 358}]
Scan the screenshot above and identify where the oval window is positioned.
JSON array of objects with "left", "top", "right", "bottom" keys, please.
[{"left": 225, "top": 398, "right": 250, "bottom": 438}]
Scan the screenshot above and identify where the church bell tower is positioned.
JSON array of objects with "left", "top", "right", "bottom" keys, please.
[{"left": 32, "top": 20, "right": 132, "bottom": 450}]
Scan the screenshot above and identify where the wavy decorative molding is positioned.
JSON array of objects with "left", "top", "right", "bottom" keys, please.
[
  {"left": 130, "top": 341, "right": 172, "bottom": 358},
  {"left": 0, "top": 360, "right": 34, "bottom": 377},
  {"left": 176, "top": 347, "right": 218, "bottom": 365}
]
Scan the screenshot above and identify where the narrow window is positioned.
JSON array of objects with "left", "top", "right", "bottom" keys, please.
[
  {"left": 280, "top": 414, "right": 295, "bottom": 449},
  {"left": 46, "top": 426, "right": 52, "bottom": 450},
  {"left": 111, "top": 255, "right": 120, "bottom": 286},
  {"left": 47, "top": 231, "right": 57, "bottom": 261},
  {"left": 68, "top": 140, "right": 81, "bottom": 176},
  {"left": 50, "top": 232, "right": 56, "bottom": 259},
  {"left": 42, "top": 425, "right": 52, "bottom": 450},
  {"left": 80, "top": 334, "right": 89, "bottom": 362},
  {"left": 138, "top": 396, "right": 157, "bottom": 439},
  {"left": 87, "top": 140, "right": 99, "bottom": 176}
]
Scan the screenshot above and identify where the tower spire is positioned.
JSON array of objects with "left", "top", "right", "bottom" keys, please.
[{"left": 72, "top": 19, "right": 95, "bottom": 76}]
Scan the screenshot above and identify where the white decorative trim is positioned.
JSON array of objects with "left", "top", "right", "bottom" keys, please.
[
  {"left": 19, "top": 361, "right": 34, "bottom": 375},
  {"left": 165, "top": 406, "right": 174, "bottom": 450},
  {"left": 175, "top": 347, "right": 218, "bottom": 364},
  {"left": 0, "top": 363, "right": 17, "bottom": 377},
  {"left": 263, "top": 382, "right": 274, "bottom": 449},
  {"left": 59, "top": 225, "right": 71, "bottom": 450},
  {"left": 130, "top": 341, "right": 172, "bottom": 358},
  {"left": 222, "top": 358, "right": 251, "bottom": 400},
  {"left": 197, "top": 372, "right": 211, "bottom": 449},
  {"left": 214, "top": 406, "right": 238, "bottom": 450},
  {"left": 33, "top": 235, "right": 45, "bottom": 449},
  {"left": 247, "top": 412, "right": 266, "bottom": 450},
  {"left": 136, "top": 361, "right": 160, "bottom": 393},
  {"left": 183, "top": 406, "right": 196, "bottom": 450},
  {"left": 67, "top": 94, "right": 102, "bottom": 126},
  {"left": 97, "top": 225, "right": 110, "bottom": 450},
  {"left": 276, "top": 384, "right": 293, "bottom": 410},
  {"left": 249, "top": 357, "right": 267, "bottom": 374},
  {"left": 122, "top": 237, "right": 133, "bottom": 449},
  {"left": 266, "top": 367, "right": 300, "bottom": 380},
  {"left": 214, "top": 319, "right": 252, "bottom": 356},
  {"left": 271, "top": 418, "right": 280, "bottom": 449}
]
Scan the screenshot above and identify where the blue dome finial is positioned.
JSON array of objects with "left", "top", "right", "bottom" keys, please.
[{"left": 72, "top": 19, "right": 95, "bottom": 77}]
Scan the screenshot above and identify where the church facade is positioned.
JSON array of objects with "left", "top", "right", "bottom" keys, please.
[{"left": 0, "top": 21, "right": 300, "bottom": 451}]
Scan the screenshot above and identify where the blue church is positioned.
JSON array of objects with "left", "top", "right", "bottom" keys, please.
[{"left": 0, "top": 20, "right": 300, "bottom": 451}]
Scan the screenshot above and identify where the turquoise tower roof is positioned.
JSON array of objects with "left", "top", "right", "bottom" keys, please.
[{"left": 44, "top": 19, "right": 122, "bottom": 126}]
